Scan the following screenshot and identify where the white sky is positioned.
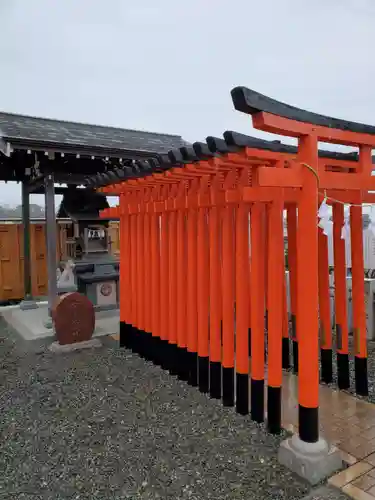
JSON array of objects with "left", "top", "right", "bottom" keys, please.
[{"left": 0, "top": 0, "right": 375, "bottom": 208}]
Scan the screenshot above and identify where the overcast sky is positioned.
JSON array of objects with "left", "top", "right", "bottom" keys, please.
[{"left": 0, "top": 0, "right": 374, "bottom": 207}]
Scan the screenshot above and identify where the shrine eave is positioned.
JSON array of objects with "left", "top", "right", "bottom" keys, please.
[
  {"left": 0, "top": 135, "right": 189, "bottom": 162},
  {"left": 0, "top": 110, "right": 188, "bottom": 183}
]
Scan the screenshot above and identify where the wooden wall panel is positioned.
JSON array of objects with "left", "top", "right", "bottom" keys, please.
[
  {"left": 0, "top": 222, "right": 120, "bottom": 301},
  {"left": 0, "top": 225, "right": 22, "bottom": 301},
  {"left": 108, "top": 221, "right": 120, "bottom": 256},
  {"left": 31, "top": 224, "right": 48, "bottom": 298}
]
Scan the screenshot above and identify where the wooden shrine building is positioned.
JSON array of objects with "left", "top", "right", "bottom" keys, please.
[{"left": 0, "top": 111, "right": 187, "bottom": 316}]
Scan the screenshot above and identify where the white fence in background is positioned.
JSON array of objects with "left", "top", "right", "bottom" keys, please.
[
  {"left": 284, "top": 271, "right": 375, "bottom": 341},
  {"left": 327, "top": 227, "right": 375, "bottom": 272}
]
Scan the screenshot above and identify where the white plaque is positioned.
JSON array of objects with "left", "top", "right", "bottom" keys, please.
[{"left": 96, "top": 281, "right": 117, "bottom": 306}]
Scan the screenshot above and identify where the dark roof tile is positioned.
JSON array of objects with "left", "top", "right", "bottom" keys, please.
[{"left": 0, "top": 111, "right": 188, "bottom": 154}]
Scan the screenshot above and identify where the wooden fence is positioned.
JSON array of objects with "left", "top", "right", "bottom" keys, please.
[{"left": 0, "top": 221, "right": 119, "bottom": 302}]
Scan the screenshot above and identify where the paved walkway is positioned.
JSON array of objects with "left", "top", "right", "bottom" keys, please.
[{"left": 281, "top": 372, "right": 375, "bottom": 499}]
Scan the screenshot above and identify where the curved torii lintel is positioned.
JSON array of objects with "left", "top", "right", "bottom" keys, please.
[{"left": 231, "top": 86, "right": 375, "bottom": 146}]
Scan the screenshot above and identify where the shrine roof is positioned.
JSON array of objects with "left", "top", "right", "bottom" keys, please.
[{"left": 0, "top": 111, "right": 187, "bottom": 157}]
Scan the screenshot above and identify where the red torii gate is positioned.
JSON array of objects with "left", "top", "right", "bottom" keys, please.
[{"left": 97, "top": 87, "right": 375, "bottom": 483}]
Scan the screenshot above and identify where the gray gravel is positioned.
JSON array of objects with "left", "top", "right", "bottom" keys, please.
[
  {"left": 364, "top": 339, "right": 375, "bottom": 402},
  {"left": 0, "top": 319, "right": 348, "bottom": 500}
]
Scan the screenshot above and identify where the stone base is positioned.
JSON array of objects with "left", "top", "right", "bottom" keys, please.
[
  {"left": 57, "top": 285, "right": 77, "bottom": 295},
  {"left": 43, "top": 316, "right": 54, "bottom": 329},
  {"left": 278, "top": 434, "right": 342, "bottom": 485},
  {"left": 19, "top": 299, "right": 38, "bottom": 311},
  {"left": 95, "top": 304, "right": 118, "bottom": 312},
  {"left": 48, "top": 338, "right": 102, "bottom": 353}
]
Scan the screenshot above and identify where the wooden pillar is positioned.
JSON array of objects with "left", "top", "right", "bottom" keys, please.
[
  {"left": 332, "top": 203, "right": 350, "bottom": 390},
  {"left": 119, "top": 193, "right": 131, "bottom": 347},
  {"left": 250, "top": 203, "right": 266, "bottom": 423},
  {"left": 235, "top": 203, "right": 249, "bottom": 414},
  {"left": 168, "top": 207, "right": 178, "bottom": 374},
  {"left": 176, "top": 207, "right": 188, "bottom": 380},
  {"left": 209, "top": 203, "right": 222, "bottom": 399},
  {"left": 197, "top": 205, "right": 210, "bottom": 392},
  {"left": 287, "top": 205, "right": 298, "bottom": 373},
  {"left": 187, "top": 205, "right": 198, "bottom": 386},
  {"left": 44, "top": 174, "right": 57, "bottom": 326},
  {"left": 160, "top": 205, "right": 170, "bottom": 369},
  {"left": 20, "top": 181, "right": 37, "bottom": 310},
  {"left": 350, "top": 203, "right": 368, "bottom": 395},
  {"left": 150, "top": 207, "right": 162, "bottom": 365},
  {"left": 318, "top": 227, "right": 333, "bottom": 383},
  {"left": 222, "top": 204, "right": 235, "bottom": 407},
  {"left": 142, "top": 206, "right": 152, "bottom": 358},
  {"left": 267, "top": 199, "right": 284, "bottom": 434},
  {"left": 296, "top": 134, "right": 319, "bottom": 443},
  {"left": 130, "top": 208, "right": 138, "bottom": 350},
  {"left": 281, "top": 227, "right": 290, "bottom": 370}
]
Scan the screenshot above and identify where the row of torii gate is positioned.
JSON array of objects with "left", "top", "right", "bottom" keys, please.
[{"left": 96, "top": 86, "right": 375, "bottom": 465}]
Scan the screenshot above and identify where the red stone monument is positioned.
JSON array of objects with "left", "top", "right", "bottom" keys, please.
[{"left": 52, "top": 292, "right": 95, "bottom": 345}]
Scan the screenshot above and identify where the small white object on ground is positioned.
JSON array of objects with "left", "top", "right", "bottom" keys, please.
[{"left": 48, "top": 338, "right": 102, "bottom": 353}]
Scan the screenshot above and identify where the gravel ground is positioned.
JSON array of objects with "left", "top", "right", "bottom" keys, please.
[
  {"left": 363, "top": 339, "right": 375, "bottom": 401},
  {"left": 0, "top": 319, "right": 350, "bottom": 500}
]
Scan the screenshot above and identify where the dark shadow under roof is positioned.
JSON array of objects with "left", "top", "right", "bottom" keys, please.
[{"left": 0, "top": 111, "right": 187, "bottom": 154}]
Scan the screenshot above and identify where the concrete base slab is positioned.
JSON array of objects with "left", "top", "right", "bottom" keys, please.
[
  {"left": 19, "top": 299, "right": 38, "bottom": 310},
  {"left": 43, "top": 316, "right": 53, "bottom": 329},
  {"left": 278, "top": 434, "right": 343, "bottom": 485},
  {"left": 49, "top": 338, "right": 102, "bottom": 353},
  {"left": 0, "top": 303, "right": 119, "bottom": 341}
]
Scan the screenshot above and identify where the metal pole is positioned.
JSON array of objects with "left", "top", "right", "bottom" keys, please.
[
  {"left": 44, "top": 174, "right": 57, "bottom": 327},
  {"left": 20, "top": 181, "right": 37, "bottom": 310}
]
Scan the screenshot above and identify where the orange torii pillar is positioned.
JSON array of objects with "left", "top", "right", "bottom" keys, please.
[
  {"left": 319, "top": 182, "right": 374, "bottom": 396},
  {"left": 350, "top": 199, "right": 368, "bottom": 396},
  {"left": 100, "top": 203, "right": 133, "bottom": 349},
  {"left": 235, "top": 200, "right": 250, "bottom": 414},
  {"left": 286, "top": 205, "right": 299, "bottom": 373},
  {"left": 220, "top": 130, "right": 367, "bottom": 385},
  {"left": 174, "top": 141, "right": 297, "bottom": 428},
  {"left": 318, "top": 224, "right": 333, "bottom": 384},
  {"left": 119, "top": 198, "right": 131, "bottom": 349},
  {"left": 208, "top": 181, "right": 223, "bottom": 400},
  {"left": 100, "top": 141, "right": 292, "bottom": 440},
  {"left": 266, "top": 196, "right": 285, "bottom": 433},
  {"left": 164, "top": 148, "right": 248, "bottom": 409},
  {"left": 201, "top": 142, "right": 286, "bottom": 424},
  {"left": 332, "top": 202, "right": 350, "bottom": 389},
  {"left": 175, "top": 182, "right": 190, "bottom": 382}
]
